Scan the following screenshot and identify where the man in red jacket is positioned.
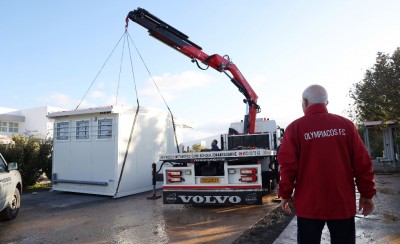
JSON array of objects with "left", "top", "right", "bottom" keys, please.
[{"left": 278, "top": 84, "right": 376, "bottom": 243}]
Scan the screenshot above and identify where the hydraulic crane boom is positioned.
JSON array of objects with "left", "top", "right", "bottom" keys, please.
[{"left": 126, "top": 8, "right": 260, "bottom": 134}]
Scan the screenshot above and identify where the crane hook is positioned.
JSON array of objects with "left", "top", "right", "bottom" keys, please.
[{"left": 125, "top": 16, "right": 129, "bottom": 30}]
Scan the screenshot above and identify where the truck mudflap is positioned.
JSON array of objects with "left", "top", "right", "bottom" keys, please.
[{"left": 163, "top": 190, "right": 264, "bottom": 205}]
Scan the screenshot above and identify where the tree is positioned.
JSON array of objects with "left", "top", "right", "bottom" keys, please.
[
  {"left": 349, "top": 48, "right": 400, "bottom": 159},
  {"left": 349, "top": 47, "right": 400, "bottom": 123},
  {"left": 0, "top": 133, "right": 53, "bottom": 187},
  {"left": 191, "top": 143, "right": 202, "bottom": 152},
  {"left": 38, "top": 138, "right": 53, "bottom": 181}
]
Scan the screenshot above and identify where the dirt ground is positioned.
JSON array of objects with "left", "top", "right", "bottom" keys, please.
[{"left": 233, "top": 206, "right": 294, "bottom": 244}]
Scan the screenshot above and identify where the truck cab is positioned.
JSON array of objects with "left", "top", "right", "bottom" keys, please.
[{"left": 0, "top": 153, "right": 22, "bottom": 221}]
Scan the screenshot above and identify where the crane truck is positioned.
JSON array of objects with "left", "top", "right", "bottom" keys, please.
[{"left": 126, "top": 8, "right": 283, "bottom": 205}]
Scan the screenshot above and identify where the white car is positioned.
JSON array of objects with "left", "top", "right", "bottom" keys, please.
[{"left": 0, "top": 153, "right": 22, "bottom": 221}]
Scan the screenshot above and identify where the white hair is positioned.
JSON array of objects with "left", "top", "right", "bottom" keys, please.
[{"left": 302, "top": 84, "right": 328, "bottom": 104}]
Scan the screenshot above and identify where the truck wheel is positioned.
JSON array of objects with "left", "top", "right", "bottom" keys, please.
[{"left": 0, "top": 188, "right": 21, "bottom": 221}]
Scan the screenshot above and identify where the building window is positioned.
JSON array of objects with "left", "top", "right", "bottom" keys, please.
[
  {"left": 76, "top": 120, "right": 90, "bottom": 139},
  {"left": 98, "top": 119, "right": 113, "bottom": 139},
  {"left": 8, "top": 122, "right": 19, "bottom": 133},
  {"left": 0, "top": 121, "right": 7, "bottom": 132},
  {"left": 56, "top": 122, "right": 69, "bottom": 140}
]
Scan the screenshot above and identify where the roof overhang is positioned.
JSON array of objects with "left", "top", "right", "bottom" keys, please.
[
  {"left": 0, "top": 114, "right": 25, "bottom": 122},
  {"left": 47, "top": 105, "right": 127, "bottom": 118},
  {"left": 363, "top": 120, "right": 398, "bottom": 127},
  {"left": 48, "top": 105, "right": 194, "bottom": 129}
]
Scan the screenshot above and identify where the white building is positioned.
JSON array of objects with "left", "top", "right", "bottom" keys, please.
[
  {"left": 0, "top": 106, "right": 63, "bottom": 143},
  {"left": 363, "top": 121, "right": 399, "bottom": 164},
  {"left": 48, "top": 105, "right": 184, "bottom": 198}
]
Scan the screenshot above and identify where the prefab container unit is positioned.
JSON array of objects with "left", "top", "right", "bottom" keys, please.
[{"left": 48, "top": 105, "right": 180, "bottom": 198}]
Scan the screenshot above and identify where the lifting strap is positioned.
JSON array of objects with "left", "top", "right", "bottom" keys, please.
[
  {"left": 76, "top": 31, "right": 126, "bottom": 110},
  {"left": 115, "top": 31, "right": 180, "bottom": 196},
  {"left": 114, "top": 31, "right": 140, "bottom": 197},
  {"left": 126, "top": 32, "right": 181, "bottom": 154},
  {"left": 75, "top": 30, "right": 180, "bottom": 196}
]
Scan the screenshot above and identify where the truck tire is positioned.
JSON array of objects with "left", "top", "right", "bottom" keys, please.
[{"left": 0, "top": 188, "right": 21, "bottom": 221}]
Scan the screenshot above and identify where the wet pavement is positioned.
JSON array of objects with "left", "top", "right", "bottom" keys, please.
[
  {"left": 0, "top": 189, "right": 280, "bottom": 243},
  {"left": 274, "top": 172, "right": 400, "bottom": 244},
  {"left": 1, "top": 171, "right": 398, "bottom": 243}
]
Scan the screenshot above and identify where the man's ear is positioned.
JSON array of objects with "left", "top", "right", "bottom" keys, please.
[
  {"left": 326, "top": 100, "right": 329, "bottom": 105},
  {"left": 303, "top": 98, "right": 308, "bottom": 108}
]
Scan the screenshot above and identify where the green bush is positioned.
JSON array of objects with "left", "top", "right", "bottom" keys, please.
[
  {"left": 191, "top": 143, "right": 203, "bottom": 152},
  {"left": 0, "top": 133, "right": 52, "bottom": 188}
]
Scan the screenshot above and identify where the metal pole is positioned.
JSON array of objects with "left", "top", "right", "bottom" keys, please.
[{"left": 147, "top": 162, "right": 161, "bottom": 200}]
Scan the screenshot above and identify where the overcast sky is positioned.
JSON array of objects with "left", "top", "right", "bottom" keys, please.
[{"left": 1, "top": 1, "right": 399, "bottom": 143}]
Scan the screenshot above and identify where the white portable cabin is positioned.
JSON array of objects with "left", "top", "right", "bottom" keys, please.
[{"left": 48, "top": 105, "right": 181, "bottom": 198}]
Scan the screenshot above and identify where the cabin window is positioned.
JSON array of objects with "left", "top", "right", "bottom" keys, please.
[
  {"left": 98, "top": 119, "right": 113, "bottom": 139},
  {"left": 76, "top": 120, "right": 90, "bottom": 139},
  {"left": 56, "top": 122, "right": 69, "bottom": 140}
]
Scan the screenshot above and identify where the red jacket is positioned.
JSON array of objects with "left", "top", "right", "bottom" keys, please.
[{"left": 278, "top": 104, "right": 376, "bottom": 219}]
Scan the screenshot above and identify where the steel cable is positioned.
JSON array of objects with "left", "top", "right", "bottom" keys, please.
[
  {"left": 126, "top": 31, "right": 181, "bottom": 153},
  {"left": 76, "top": 31, "right": 126, "bottom": 109}
]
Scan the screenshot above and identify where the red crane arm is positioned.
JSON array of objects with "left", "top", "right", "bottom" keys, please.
[{"left": 126, "top": 8, "right": 260, "bottom": 134}]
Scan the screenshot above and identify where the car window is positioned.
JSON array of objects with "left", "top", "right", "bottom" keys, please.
[{"left": 0, "top": 157, "right": 6, "bottom": 172}]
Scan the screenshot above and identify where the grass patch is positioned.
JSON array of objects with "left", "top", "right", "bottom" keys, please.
[{"left": 25, "top": 182, "right": 52, "bottom": 192}]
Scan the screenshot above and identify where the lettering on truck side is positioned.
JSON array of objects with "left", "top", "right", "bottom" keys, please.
[
  {"left": 212, "top": 152, "right": 238, "bottom": 157},
  {"left": 238, "top": 150, "right": 261, "bottom": 156},
  {"left": 160, "top": 149, "right": 268, "bottom": 161},
  {"left": 179, "top": 195, "right": 241, "bottom": 204},
  {"left": 165, "top": 193, "right": 260, "bottom": 205}
]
